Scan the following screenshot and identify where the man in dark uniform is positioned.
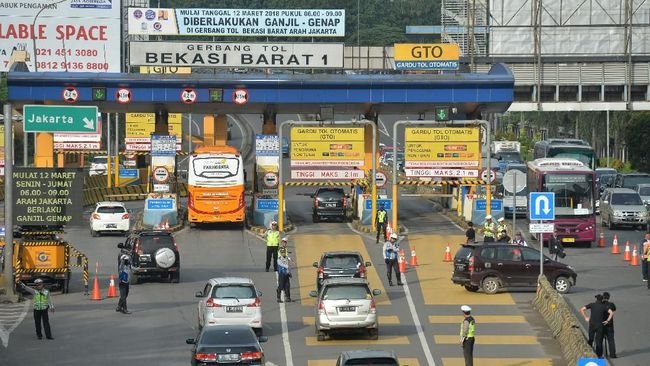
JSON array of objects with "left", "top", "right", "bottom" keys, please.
[
  {"left": 602, "top": 292, "right": 617, "bottom": 358},
  {"left": 580, "top": 294, "right": 614, "bottom": 358},
  {"left": 375, "top": 203, "right": 388, "bottom": 244}
]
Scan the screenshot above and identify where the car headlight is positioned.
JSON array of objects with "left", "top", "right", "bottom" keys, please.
[
  {"left": 640, "top": 211, "right": 648, "bottom": 218},
  {"left": 614, "top": 211, "right": 623, "bottom": 217}
]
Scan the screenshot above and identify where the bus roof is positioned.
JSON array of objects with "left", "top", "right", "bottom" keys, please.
[
  {"left": 527, "top": 158, "right": 593, "bottom": 173},
  {"left": 192, "top": 145, "right": 241, "bottom": 155}
]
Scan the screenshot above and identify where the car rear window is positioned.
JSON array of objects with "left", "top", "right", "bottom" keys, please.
[
  {"left": 324, "top": 255, "right": 361, "bottom": 268},
  {"left": 454, "top": 246, "right": 474, "bottom": 261},
  {"left": 138, "top": 235, "right": 174, "bottom": 252},
  {"left": 323, "top": 284, "right": 370, "bottom": 300},
  {"left": 345, "top": 359, "right": 398, "bottom": 366},
  {"left": 200, "top": 327, "right": 256, "bottom": 344},
  {"left": 97, "top": 206, "right": 126, "bottom": 214},
  {"left": 212, "top": 284, "right": 256, "bottom": 299},
  {"left": 92, "top": 157, "right": 107, "bottom": 164},
  {"left": 317, "top": 189, "right": 344, "bottom": 200}
]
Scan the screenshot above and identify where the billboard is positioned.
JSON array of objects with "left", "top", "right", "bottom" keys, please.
[
  {"left": 393, "top": 43, "right": 460, "bottom": 70},
  {"left": 127, "top": 8, "right": 345, "bottom": 37},
  {"left": 290, "top": 127, "right": 364, "bottom": 163},
  {"left": 129, "top": 42, "right": 344, "bottom": 69},
  {"left": 404, "top": 127, "right": 481, "bottom": 170},
  {"left": 125, "top": 113, "right": 182, "bottom": 138},
  {"left": 0, "top": 0, "right": 121, "bottom": 72}
]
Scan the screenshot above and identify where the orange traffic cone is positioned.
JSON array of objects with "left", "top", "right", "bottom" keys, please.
[
  {"left": 598, "top": 232, "right": 606, "bottom": 248},
  {"left": 631, "top": 247, "right": 640, "bottom": 266},
  {"left": 409, "top": 246, "right": 418, "bottom": 266},
  {"left": 611, "top": 235, "right": 620, "bottom": 255},
  {"left": 443, "top": 244, "right": 453, "bottom": 262},
  {"left": 107, "top": 274, "right": 118, "bottom": 298},
  {"left": 90, "top": 275, "right": 103, "bottom": 301},
  {"left": 398, "top": 249, "right": 407, "bottom": 274},
  {"left": 385, "top": 221, "right": 392, "bottom": 241},
  {"left": 623, "top": 241, "right": 632, "bottom": 261}
]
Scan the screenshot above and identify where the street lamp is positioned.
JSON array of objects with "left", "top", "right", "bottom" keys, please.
[{"left": 32, "top": 0, "right": 68, "bottom": 72}]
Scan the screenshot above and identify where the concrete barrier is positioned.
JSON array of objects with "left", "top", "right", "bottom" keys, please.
[{"left": 532, "top": 275, "right": 597, "bottom": 364}]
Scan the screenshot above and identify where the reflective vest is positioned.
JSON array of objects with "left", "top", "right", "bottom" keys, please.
[
  {"left": 483, "top": 222, "right": 495, "bottom": 237},
  {"left": 460, "top": 316, "right": 476, "bottom": 338},
  {"left": 377, "top": 210, "right": 387, "bottom": 224},
  {"left": 33, "top": 290, "right": 50, "bottom": 311},
  {"left": 266, "top": 230, "right": 280, "bottom": 247},
  {"left": 643, "top": 241, "right": 650, "bottom": 259}
]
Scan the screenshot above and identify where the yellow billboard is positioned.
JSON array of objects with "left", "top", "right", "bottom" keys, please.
[
  {"left": 405, "top": 127, "right": 479, "bottom": 142},
  {"left": 404, "top": 127, "right": 481, "bottom": 167},
  {"left": 394, "top": 43, "right": 460, "bottom": 62},
  {"left": 126, "top": 113, "right": 183, "bottom": 138},
  {"left": 0, "top": 125, "right": 4, "bottom": 148},
  {"left": 139, "top": 66, "right": 192, "bottom": 74},
  {"left": 404, "top": 142, "right": 480, "bottom": 161},
  {"left": 291, "top": 141, "right": 364, "bottom": 160},
  {"left": 291, "top": 127, "right": 364, "bottom": 142}
]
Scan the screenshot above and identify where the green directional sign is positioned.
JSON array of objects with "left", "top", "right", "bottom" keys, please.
[
  {"left": 435, "top": 106, "right": 450, "bottom": 121},
  {"left": 23, "top": 105, "right": 99, "bottom": 133}
]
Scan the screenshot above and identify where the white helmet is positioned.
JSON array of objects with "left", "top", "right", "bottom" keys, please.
[
  {"left": 461, "top": 305, "right": 472, "bottom": 312},
  {"left": 120, "top": 254, "right": 130, "bottom": 262},
  {"left": 485, "top": 215, "right": 492, "bottom": 220},
  {"left": 498, "top": 217, "right": 505, "bottom": 222},
  {"left": 34, "top": 278, "right": 44, "bottom": 284},
  {"left": 281, "top": 237, "right": 288, "bottom": 243},
  {"left": 270, "top": 221, "right": 278, "bottom": 228},
  {"left": 390, "top": 233, "right": 399, "bottom": 240}
]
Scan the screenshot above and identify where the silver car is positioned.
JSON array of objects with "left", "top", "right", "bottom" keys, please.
[
  {"left": 309, "top": 278, "right": 381, "bottom": 341},
  {"left": 636, "top": 183, "right": 650, "bottom": 206},
  {"left": 600, "top": 188, "right": 648, "bottom": 230},
  {"left": 195, "top": 277, "right": 263, "bottom": 336}
]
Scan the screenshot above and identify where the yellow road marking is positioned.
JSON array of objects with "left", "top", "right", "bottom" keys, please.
[
  {"left": 410, "top": 234, "right": 515, "bottom": 305},
  {"left": 309, "top": 358, "right": 420, "bottom": 366},
  {"left": 305, "top": 335, "right": 410, "bottom": 346},
  {"left": 434, "top": 335, "right": 539, "bottom": 345},
  {"left": 429, "top": 315, "right": 526, "bottom": 324},
  {"left": 441, "top": 358, "right": 554, "bottom": 366},
  {"left": 294, "top": 234, "right": 389, "bottom": 306},
  {"left": 303, "top": 315, "right": 400, "bottom": 326}
]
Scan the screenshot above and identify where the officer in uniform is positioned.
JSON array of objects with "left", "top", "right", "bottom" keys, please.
[
  {"left": 265, "top": 221, "right": 281, "bottom": 272},
  {"left": 376, "top": 203, "right": 388, "bottom": 244},
  {"left": 382, "top": 233, "right": 403, "bottom": 286},
  {"left": 482, "top": 215, "right": 496, "bottom": 242},
  {"left": 19, "top": 279, "right": 55, "bottom": 340},
  {"left": 496, "top": 217, "right": 510, "bottom": 242},
  {"left": 276, "top": 247, "right": 292, "bottom": 303},
  {"left": 460, "top": 305, "right": 475, "bottom": 366},
  {"left": 117, "top": 254, "right": 132, "bottom": 314}
]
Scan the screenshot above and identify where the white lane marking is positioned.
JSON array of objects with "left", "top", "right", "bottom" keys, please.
[
  {"left": 401, "top": 274, "right": 436, "bottom": 366},
  {"left": 0, "top": 300, "right": 30, "bottom": 348},
  {"left": 442, "top": 213, "right": 465, "bottom": 232},
  {"left": 276, "top": 271, "right": 294, "bottom": 366}
]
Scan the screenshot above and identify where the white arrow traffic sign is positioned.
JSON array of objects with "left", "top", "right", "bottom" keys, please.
[
  {"left": 529, "top": 192, "right": 555, "bottom": 220},
  {"left": 82, "top": 117, "right": 94, "bottom": 130}
]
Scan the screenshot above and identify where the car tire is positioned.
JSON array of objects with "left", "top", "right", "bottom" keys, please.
[
  {"left": 554, "top": 276, "right": 571, "bottom": 294},
  {"left": 482, "top": 276, "right": 500, "bottom": 294},
  {"left": 608, "top": 215, "right": 616, "bottom": 230},
  {"left": 368, "top": 328, "right": 379, "bottom": 340},
  {"left": 90, "top": 229, "right": 98, "bottom": 237},
  {"left": 464, "top": 285, "right": 479, "bottom": 292},
  {"left": 155, "top": 248, "right": 176, "bottom": 269},
  {"left": 317, "top": 330, "right": 327, "bottom": 342}
]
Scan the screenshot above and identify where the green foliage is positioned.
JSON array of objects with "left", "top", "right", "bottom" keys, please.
[{"left": 624, "top": 112, "right": 650, "bottom": 172}]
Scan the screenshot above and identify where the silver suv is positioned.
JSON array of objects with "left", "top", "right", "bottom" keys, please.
[
  {"left": 309, "top": 278, "right": 381, "bottom": 341},
  {"left": 600, "top": 188, "right": 648, "bottom": 230}
]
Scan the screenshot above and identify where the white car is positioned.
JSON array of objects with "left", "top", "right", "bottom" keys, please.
[
  {"left": 89, "top": 202, "right": 130, "bottom": 236},
  {"left": 89, "top": 156, "right": 108, "bottom": 176},
  {"left": 196, "top": 277, "right": 263, "bottom": 336}
]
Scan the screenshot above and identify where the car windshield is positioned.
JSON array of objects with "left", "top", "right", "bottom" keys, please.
[
  {"left": 92, "top": 157, "right": 107, "bottom": 164},
  {"left": 543, "top": 174, "right": 594, "bottom": 216},
  {"left": 345, "top": 359, "right": 398, "bottom": 366},
  {"left": 498, "top": 152, "right": 521, "bottom": 162},
  {"left": 639, "top": 187, "right": 650, "bottom": 196},
  {"left": 97, "top": 206, "right": 126, "bottom": 214},
  {"left": 317, "top": 189, "right": 344, "bottom": 200},
  {"left": 212, "top": 284, "right": 256, "bottom": 299},
  {"left": 611, "top": 193, "right": 643, "bottom": 205},
  {"left": 323, "top": 255, "right": 361, "bottom": 268},
  {"left": 322, "top": 284, "right": 370, "bottom": 300},
  {"left": 138, "top": 235, "right": 174, "bottom": 252},
  {"left": 622, "top": 176, "right": 650, "bottom": 189},
  {"left": 199, "top": 327, "right": 256, "bottom": 345}
]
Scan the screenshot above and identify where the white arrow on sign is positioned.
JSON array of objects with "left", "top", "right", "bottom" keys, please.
[
  {"left": 535, "top": 195, "right": 551, "bottom": 215},
  {"left": 82, "top": 117, "right": 94, "bottom": 130}
]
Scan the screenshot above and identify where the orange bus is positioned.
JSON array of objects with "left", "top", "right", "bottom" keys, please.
[{"left": 187, "top": 146, "right": 245, "bottom": 226}]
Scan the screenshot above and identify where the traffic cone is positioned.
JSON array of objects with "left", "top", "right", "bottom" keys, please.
[
  {"left": 409, "top": 246, "right": 418, "bottom": 266},
  {"left": 107, "top": 274, "right": 118, "bottom": 298},
  {"left": 90, "top": 275, "right": 103, "bottom": 301},
  {"left": 398, "top": 249, "right": 407, "bottom": 274},
  {"left": 623, "top": 241, "right": 632, "bottom": 261},
  {"left": 611, "top": 235, "right": 620, "bottom": 254},
  {"left": 385, "top": 221, "right": 392, "bottom": 241},
  {"left": 443, "top": 244, "right": 453, "bottom": 262},
  {"left": 631, "top": 247, "right": 640, "bottom": 266},
  {"left": 598, "top": 232, "right": 606, "bottom": 248}
]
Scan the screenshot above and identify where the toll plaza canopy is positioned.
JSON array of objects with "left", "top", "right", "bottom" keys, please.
[{"left": 7, "top": 64, "right": 514, "bottom": 115}]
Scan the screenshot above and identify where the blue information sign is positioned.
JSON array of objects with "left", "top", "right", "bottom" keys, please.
[
  {"left": 475, "top": 199, "right": 503, "bottom": 211},
  {"left": 146, "top": 199, "right": 174, "bottom": 210},
  {"left": 119, "top": 168, "right": 138, "bottom": 178},
  {"left": 365, "top": 199, "right": 392, "bottom": 210},
  {"left": 529, "top": 192, "right": 555, "bottom": 220},
  {"left": 256, "top": 199, "right": 279, "bottom": 210},
  {"left": 577, "top": 358, "right": 605, "bottom": 366}
]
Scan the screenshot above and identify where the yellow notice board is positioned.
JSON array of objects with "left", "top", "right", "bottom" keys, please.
[
  {"left": 0, "top": 125, "right": 4, "bottom": 148},
  {"left": 404, "top": 142, "right": 480, "bottom": 161},
  {"left": 139, "top": 66, "right": 192, "bottom": 74},
  {"left": 404, "top": 127, "right": 481, "bottom": 167},
  {"left": 126, "top": 113, "right": 183, "bottom": 138},
  {"left": 394, "top": 43, "right": 460, "bottom": 61},
  {"left": 291, "top": 127, "right": 364, "bottom": 142},
  {"left": 291, "top": 141, "right": 364, "bottom": 160},
  {"left": 405, "top": 127, "right": 479, "bottom": 142}
]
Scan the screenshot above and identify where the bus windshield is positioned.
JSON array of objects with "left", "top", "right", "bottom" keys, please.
[
  {"left": 549, "top": 147, "right": 595, "bottom": 169},
  {"left": 543, "top": 173, "right": 594, "bottom": 216},
  {"left": 189, "top": 154, "right": 243, "bottom": 187}
]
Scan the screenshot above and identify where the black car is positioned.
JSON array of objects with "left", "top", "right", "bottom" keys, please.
[
  {"left": 312, "top": 187, "right": 349, "bottom": 222},
  {"left": 117, "top": 230, "right": 180, "bottom": 284},
  {"left": 313, "top": 251, "right": 372, "bottom": 291},
  {"left": 186, "top": 324, "right": 267, "bottom": 365},
  {"left": 451, "top": 243, "right": 577, "bottom": 294},
  {"left": 336, "top": 350, "right": 399, "bottom": 366}
]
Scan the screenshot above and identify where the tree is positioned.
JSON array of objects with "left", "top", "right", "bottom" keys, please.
[{"left": 624, "top": 112, "right": 650, "bottom": 172}]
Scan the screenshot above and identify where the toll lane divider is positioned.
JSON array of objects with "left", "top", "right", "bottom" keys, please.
[
  {"left": 398, "top": 179, "right": 486, "bottom": 186},
  {"left": 532, "top": 275, "right": 596, "bottom": 364}
]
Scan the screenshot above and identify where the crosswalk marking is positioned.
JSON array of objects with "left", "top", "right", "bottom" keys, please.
[
  {"left": 434, "top": 335, "right": 539, "bottom": 345},
  {"left": 294, "top": 234, "right": 389, "bottom": 307},
  {"left": 429, "top": 315, "right": 526, "bottom": 324},
  {"left": 441, "top": 358, "right": 554, "bottom": 366},
  {"left": 308, "top": 358, "right": 421, "bottom": 366},
  {"left": 303, "top": 315, "right": 400, "bottom": 326},
  {"left": 409, "top": 234, "right": 516, "bottom": 305},
  {"left": 305, "top": 335, "right": 410, "bottom": 346}
]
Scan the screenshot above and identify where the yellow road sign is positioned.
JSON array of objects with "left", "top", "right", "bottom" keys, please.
[
  {"left": 290, "top": 141, "right": 364, "bottom": 160},
  {"left": 291, "top": 127, "right": 364, "bottom": 142},
  {"left": 404, "top": 141, "right": 480, "bottom": 161},
  {"left": 405, "top": 127, "right": 479, "bottom": 142},
  {"left": 139, "top": 66, "right": 192, "bottom": 74},
  {"left": 126, "top": 113, "right": 182, "bottom": 138},
  {"left": 394, "top": 43, "right": 460, "bottom": 61}
]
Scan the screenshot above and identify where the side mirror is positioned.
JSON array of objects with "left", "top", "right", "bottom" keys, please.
[
  {"left": 185, "top": 338, "right": 196, "bottom": 344},
  {"left": 309, "top": 290, "right": 318, "bottom": 297},
  {"left": 195, "top": 291, "right": 203, "bottom": 298},
  {"left": 372, "top": 289, "right": 382, "bottom": 296},
  {"left": 117, "top": 243, "right": 124, "bottom": 249},
  {"left": 309, "top": 194, "right": 315, "bottom": 199},
  {"left": 365, "top": 261, "right": 372, "bottom": 267},
  {"left": 258, "top": 336, "right": 269, "bottom": 343},
  {"left": 312, "top": 262, "right": 319, "bottom": 268}
]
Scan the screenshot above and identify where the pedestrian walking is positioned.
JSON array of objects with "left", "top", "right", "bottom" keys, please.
[
  {"left": 602, "top": 292, "right": 617, "bottom": 358},
  {"left": 641, "top": 232, "right": 650, "bottom": 282},
  {"left": 265, "top": 221, "right": 281, "bottom": 272},
  {"left": 580, "top": 294, "right": 614, "bottom": 358},
  {"left": 496, "top": 217, "right": 510, "bottom": 242},
  {"left": 116, "top": 254, "right": 132, "bottom": 314},
  {"left": 512, "top": 231, "right": 528, "bottom": 246},
  {"left": 382, "top": 233, "right": 402, "bottom": 286},
  {"left": 460, "top": 305, "right": 475, "bottom": 366},
  {"left": 549, "top": 232, "right": 566, "bottom": 261},
  {"left": 376, "top": 203, "right": 388, "bottom": 244},
  {"left": 19, "top": 279, "right": 54, "bottom": 340},
  {"left": 481, "top": 215, "right": 496, "bottom": 242},
  {"left": 276, "top": 247, "right": 292, "bottom": 303},
  {"left": 465, "top": 222, "right": 476, "bottom": 244}
]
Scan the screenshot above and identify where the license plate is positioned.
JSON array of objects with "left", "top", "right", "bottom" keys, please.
[
  {"left": 339, "top": 306, "right": 356, "bottom": 312},
  {"left": 226, "top": 306, "right": 243, "bottom": 313},
  {"left": 106, "top": 224, "right": 117, "bottom": 228},
  {"left": 456, "top": 264, "right": 465, "bottom": 271},
  {"left": 562, "top": 237, "right": 575, "bottom": 243},
  {"left": 218, "top": 354, "right": 240, "bottom": 361},
  {"left": 325, "top": 203, "right": 336, "bottom": 208}
]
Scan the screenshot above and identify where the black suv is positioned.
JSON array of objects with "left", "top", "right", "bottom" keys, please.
[
  {"left": 610, "top": 172, "right": 650, "bottom": 189},
  {"left": 117, "top": 230, "right": 180, "bottom": 284},
  {"left": 451, "top": 243, "right": 576, "bottom": 294},
  {"left": 312, "top": 187, "right": 349, "bottom": 222},
  {"left": 313, "top": 251, "right": 372, "bottom": 291}
]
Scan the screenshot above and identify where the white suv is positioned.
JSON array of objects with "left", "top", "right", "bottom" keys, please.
[
  {"left": 89, "top": 156, "right": 108, "bottom": 176},
  {"left": 196, "top": 277, "right": 263, "bottom": 336},
  {"left": 89, "top": 202, "right": 130, "bottom": 236}
]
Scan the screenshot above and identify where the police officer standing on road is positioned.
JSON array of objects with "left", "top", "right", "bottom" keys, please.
[
  {"left": 460, "top": 305, "right": 475, "bottom": 366},
  {"left": 117, "top": 255, "right": 132, "bottom": 314},
  {"left": 376, "top": 203, "right": 388, "bottom": 244},
  {"left": 276, "top": 247, "right": 292, "bottom": 303},
  {"left": 641, "top": 232, "right": 650, "bottom": 282},
  {"left": 382, "top": 233, "right": 403, "bottom": 286},
  {"left": 549, "top": 231, "right": 566, "bottom": 261},
  {"left": 602, "top": 292, "right": 617, "bottom": 358},
  {"left": 465, "top": 222, "right": 476, "bottom": 244},
  {"left": 19, "top": 279, "right": 54, "bottom": 340},
  {"left": 496, "top": 217, "right": 510, "bottom": 242},
  {"left": 482, "top": 215, "right": 496, "bottom": 242},
  {"left": 580, "top": 294, "right": 614, "bottom": 358},
  {"left": 265, "top": 221, "right": 281, "bottom": 272}
]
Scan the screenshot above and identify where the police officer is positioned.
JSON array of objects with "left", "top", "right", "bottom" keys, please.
[
  {"left": 512, "top": 231, "right": 528, "bottom": 246},
  {"left": 460, "top": 305, "right": 475, "bottom": 366},
  {"left": 549, "top": 232, "right": 566, "bottom": 261},
  {"left": 641, "top": 232, "right": 650, "bottom": 282},
  {"left": 482, "top": 215, "right": 496, "bottom": 242},
  {"left": 276, "top": 247, "right": 292, "bottom": 303},
  {"left": 580, "top": 294, "right": 614, "bottom": 358},
  {"left": 376, "top": 203, "right": 388, "bottom": 244},
  {"left": 496, "top": 217, "right": 510, "bottom": 242},
  {"left": 19, "top": 279, "right": 54, "bottom": 340},
  {"left": 382, "top": 233, "right": 402, "bottom": 286},
  {"left": 265, "top": 221, "right": 281, "bottom": 272},
  {"left": 602, "top": 292, "right": 617, "bottom": 358},
  {"left": 117, "top": 255, "right": 132, "bottom": 314}
]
